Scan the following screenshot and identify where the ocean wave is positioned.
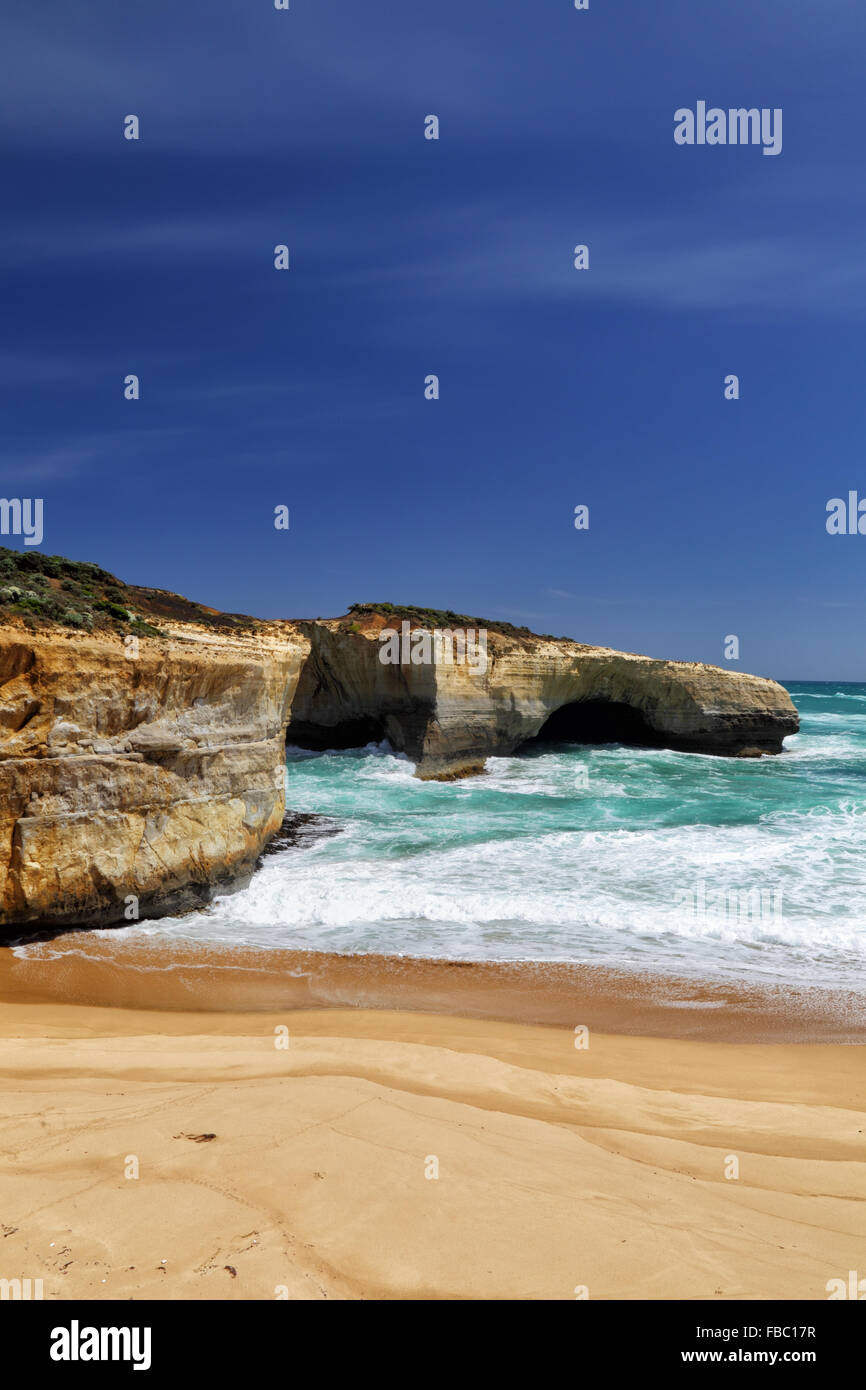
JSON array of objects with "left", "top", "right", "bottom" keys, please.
[
  {"left": 116, "top": 697, "right": 866, "bottom": 988},
  {"left": 791, "top": 690, "right": 866, "bottom": 702}
]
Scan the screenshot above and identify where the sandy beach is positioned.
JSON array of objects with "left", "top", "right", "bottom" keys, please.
[{"left": 1, "top": 940, "right": 864, "bottom": 1301}]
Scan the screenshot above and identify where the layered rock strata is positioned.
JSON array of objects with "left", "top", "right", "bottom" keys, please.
[
  {"left": 0, "top": 624, "right": 307, "bottom": 928},
  {"left": 0, "top": 601, "right": 798, "bottom": 929}
]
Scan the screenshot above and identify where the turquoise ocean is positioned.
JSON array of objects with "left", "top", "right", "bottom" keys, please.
[{"left": 88, "top": 683, "right": 866, "bottom": 990}]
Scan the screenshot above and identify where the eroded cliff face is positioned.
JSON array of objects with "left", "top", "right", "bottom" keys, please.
[
  {"left": 0, "top": 623, "right": 308, "bottom": 928},
  {"left": 287, "top": 620, "right": 799, "bottom": 779},
  {"left": 0, "top": 602, "right": 799, "bottom": 930},
  {"left": 286, "top": 621, "right": 436, "bottom": 754}
]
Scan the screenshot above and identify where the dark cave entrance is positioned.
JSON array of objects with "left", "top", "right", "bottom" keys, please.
[
  {"left": 284, "top": 715, "right": 388, "bottom": 752},
  {"left": 520, "top": 698, "right": 662, "bottom": 749}
]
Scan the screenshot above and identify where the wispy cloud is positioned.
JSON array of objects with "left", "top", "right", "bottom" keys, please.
[
  {"left": 4, "top": 200, "right": 861, "bottom": 321},
  {"left": 1, "top": 216, "right": 264, "bottom": 269},
  {"left": 8, "top": 427, "right": 200, "bottom": 481}
]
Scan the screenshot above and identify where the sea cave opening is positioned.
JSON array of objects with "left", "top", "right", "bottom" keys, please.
[
  {"left": 520, "top": 698, "right": 662, "bottom": 750},
  {"left": 284, "top": 714, "right": 388, "bottom": 753}
]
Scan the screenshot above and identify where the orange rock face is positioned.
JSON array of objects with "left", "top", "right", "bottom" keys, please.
[
  {"left": 0, "top": 609, "right": 798, "bottom": 930},
  {"left": 0, "top": 622, "right": 309, "bottom": 928}
]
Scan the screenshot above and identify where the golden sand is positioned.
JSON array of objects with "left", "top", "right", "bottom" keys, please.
[{"left": 0, "top": 938, "right": 863, "bottom": 1301}]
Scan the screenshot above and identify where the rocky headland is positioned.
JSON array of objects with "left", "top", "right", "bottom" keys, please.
[{"left": 0, "top": 551, "right": 799, "bottom": 930}]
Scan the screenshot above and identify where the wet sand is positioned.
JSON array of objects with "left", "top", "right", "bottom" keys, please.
[
  {"left": 0, "top": 936, "right": 864, "bottom": 1300},
  {"left": 1, "top": 933, "right": 864, "bottom": 1042}
]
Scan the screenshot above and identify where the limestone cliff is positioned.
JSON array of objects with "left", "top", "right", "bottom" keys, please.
[
  {"left": 0, "top": 623, "right": 308, "bottom": 928},
  {"left": 0, "top": 569, "right": 799, "bottom": 930},
  {"left": 288, "top": 616, "right": 799, "bottom": 778}
]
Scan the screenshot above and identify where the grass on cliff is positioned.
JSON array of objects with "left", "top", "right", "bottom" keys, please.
[
  {"left": 345, "top": 602, "right": 565, "bottom": 643},
  {"left": 0, "top": 548, "right": 570, "bottom": 643},
  {"left": 0, "top": 548, "right": 261, "bottom": 637}
]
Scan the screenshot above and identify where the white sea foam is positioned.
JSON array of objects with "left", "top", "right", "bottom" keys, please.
[
  {"left": 30, "top": 705, "right": 866, "bottom": 989},
  {"left": 102, "top": 803, "right": 866, "bottom": 985}
]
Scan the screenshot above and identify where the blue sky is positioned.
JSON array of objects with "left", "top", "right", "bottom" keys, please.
[{"left": 3, "top": 0, "right": 866, "bottom": 678}]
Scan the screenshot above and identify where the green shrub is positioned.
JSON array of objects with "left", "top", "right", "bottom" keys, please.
[
  {"left": 16, "top": 593, "right": 47, "bottom": 613},
  {"left": 13, "top": 552, "right": 42, "bottom": 573},
  {"left": 61, "top": 609, "right": 91, "bottom": 629},
  {"left": 95, "top": 600, "right": 131, "bottom": 622}
]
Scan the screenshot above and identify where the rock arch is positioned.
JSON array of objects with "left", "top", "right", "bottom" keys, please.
[{"left": 520, "top": 697, "right": 663, "bottom": 749}]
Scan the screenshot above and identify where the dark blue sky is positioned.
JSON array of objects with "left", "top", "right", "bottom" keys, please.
[{"left": 3, "top": 1, "right": 866, "bottom": 678}]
